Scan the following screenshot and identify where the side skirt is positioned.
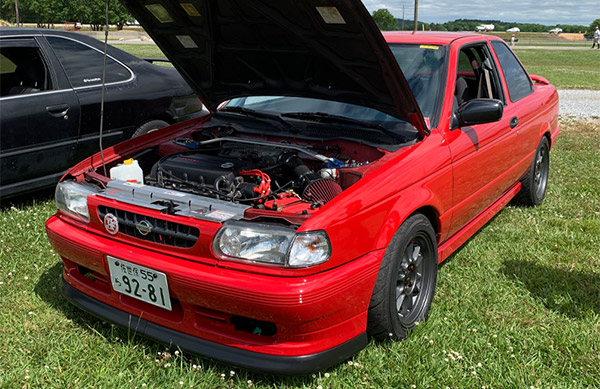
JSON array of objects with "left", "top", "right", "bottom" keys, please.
[{"left": 438, "top": 183, "right": 521, "bottom": 263}]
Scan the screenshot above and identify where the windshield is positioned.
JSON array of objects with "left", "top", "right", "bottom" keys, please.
[
  {"left": 226, "top": 96, "right": 405, "bottom": 125},
  {"left": 224, "top": 43, "right": 447, "bottom": 131},
  {"left": 388, "top": 43, "right": 447, "bottom": 126}
]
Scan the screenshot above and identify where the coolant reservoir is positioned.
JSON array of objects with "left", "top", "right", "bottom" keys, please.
[{"left": 110, "top": 158, "right": 144, "bottom": 184}]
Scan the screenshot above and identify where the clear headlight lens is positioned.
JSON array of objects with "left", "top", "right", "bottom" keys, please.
[
  {"left": 213, "top": 222, "right": 331, "bottom": 268},
  {"left": 55, "top": 181, "right": 99, "bottom": 223}
]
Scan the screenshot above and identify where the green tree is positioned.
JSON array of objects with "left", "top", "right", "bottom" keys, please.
[
  {"left": 587, "top": 18, "right": 600, "bottom": 38},
  {"left": 372, "top": 8, "right": 397, "bottom": 31}
]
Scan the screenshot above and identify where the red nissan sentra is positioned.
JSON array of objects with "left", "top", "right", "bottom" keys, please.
[{"left": 46, "top": 0, "right": 559, "bottom": 374}]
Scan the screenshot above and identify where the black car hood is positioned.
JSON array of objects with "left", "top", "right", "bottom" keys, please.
[{"left": 122, "top": 0, "right": 427, "bottom": 135}]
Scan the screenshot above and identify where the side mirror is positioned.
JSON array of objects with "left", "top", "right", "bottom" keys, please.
[{"left": 451, "top": 99, "right": 503, "bottom": 130}]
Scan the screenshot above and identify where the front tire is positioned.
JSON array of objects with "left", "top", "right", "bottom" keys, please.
[
  {"left": 515, "top": 137, "right": 550, "bottom": 206},
  {"left": 367, "top": 214, "right": 438, "bottom": 341}
]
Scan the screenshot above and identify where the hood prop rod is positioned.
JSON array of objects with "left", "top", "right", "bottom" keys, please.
[{"left": 98, "top": 0, "right": 110, "bottom": 176}]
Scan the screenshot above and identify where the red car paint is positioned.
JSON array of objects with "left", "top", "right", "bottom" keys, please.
[{"left": 46, "top": 17, "right": 559, "bottom": 375}]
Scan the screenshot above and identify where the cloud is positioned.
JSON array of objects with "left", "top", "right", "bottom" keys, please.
[{"left": 361, "top": 0, "right": 596, "bottom": 25}]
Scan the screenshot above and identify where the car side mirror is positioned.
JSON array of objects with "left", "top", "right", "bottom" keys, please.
[{"left": 451, "top": 99, "right": 503, "bottom": 130}]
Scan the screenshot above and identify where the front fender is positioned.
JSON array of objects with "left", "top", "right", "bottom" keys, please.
[{"left": 302, "top": 130, "right": 453, "bottom": 271}]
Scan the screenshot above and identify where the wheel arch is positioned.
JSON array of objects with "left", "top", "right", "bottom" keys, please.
[{"left": 373, "top": 189, "right": 444, "bottom": 252}]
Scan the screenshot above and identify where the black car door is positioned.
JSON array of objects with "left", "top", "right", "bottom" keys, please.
[
  {"left": 45, "top": 36, "right": 135, "bottom": 163},
  {"left": 0, "top": 37, "right": 81, "bottom": 197}
]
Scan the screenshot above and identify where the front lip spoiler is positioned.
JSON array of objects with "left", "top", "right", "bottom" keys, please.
[{"left": 61, "top": 278, "right": 368, "bottom": 375}]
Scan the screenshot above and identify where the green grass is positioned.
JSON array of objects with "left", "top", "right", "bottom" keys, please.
[
  {"left": 1, "top": 119, "right": 599, "bottom": 387},
  {"left": 114, "top": 44, "right": 167, "bottom": 60},
  {"left": 515, "top": 50, "right": 600, "bottom": 89}
]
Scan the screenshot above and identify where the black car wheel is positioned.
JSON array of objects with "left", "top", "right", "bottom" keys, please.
[
  {"left": 367, "top": 213, "right": 438, "bottom": 341},
  {"left": 132, "top": 119, "right": 169, "bottom": 138},
  {"left": 515, "top": 137, "right": 550, "bottom": 206}
]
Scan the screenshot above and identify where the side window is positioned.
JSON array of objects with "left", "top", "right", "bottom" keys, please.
[
  {"left": 47, "top": 36, "right": 131, "bottom": 88},
  {"left": 0, "top": 40, "right": 51, "bottom": 97},
  {"left": 455, "top": 44, "right": 503, "bottom": 107},
  {"left": 491, "top": 41, "right": 533, "bottom": 102},
  {"left": 457, "top": 50, "right": 473, "bottom": 73}
]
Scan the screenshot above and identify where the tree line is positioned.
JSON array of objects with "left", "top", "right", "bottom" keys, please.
[
  {"left": 371, "top": 9, "right": 593, "bottom": 35},
  {"left": 1, "top": 0, "right": 132, "bottom": 31}
]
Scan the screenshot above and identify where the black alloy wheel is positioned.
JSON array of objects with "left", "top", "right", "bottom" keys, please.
[
  {"left": 367, "top": 213, "right": 438, "bottom": 340},
  {"left": 515, "top": 136, "right": 550, "bottom": 206},
  {"left": 396, "top": 231, "right": 435, "bottom": 325}
]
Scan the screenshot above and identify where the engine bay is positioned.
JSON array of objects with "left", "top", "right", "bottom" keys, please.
[{"left": 91, "top": 124, "right": 390, "bottom": 224}]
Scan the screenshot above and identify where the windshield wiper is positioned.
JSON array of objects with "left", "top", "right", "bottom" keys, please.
[
  {"left": 218, "top": 106, "right": 298, "bottom": 133},
  {"left": 281, "top": 112, "right": 405, "bottom": 142}
]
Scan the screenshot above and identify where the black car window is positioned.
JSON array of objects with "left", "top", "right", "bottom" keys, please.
[
  {"left": 0, "top": 40, "right": 51, "bottom": 97},
  {"left": 47, "top": 36, "right": 131, "bottom": 88},
  {"left": 491, "top": 41, "right": 533, "bottom": 102}
]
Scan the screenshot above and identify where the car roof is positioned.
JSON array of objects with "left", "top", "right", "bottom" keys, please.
[
  {"left": 0, "top": 27, "right": 82, "bottom": 37},
  {"left": 382, "top": 31, "right": 501, "bottom": 45}
]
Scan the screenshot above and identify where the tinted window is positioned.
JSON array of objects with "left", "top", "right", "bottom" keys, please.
[
  {"left": 47, "top": 36, "right": 131, "bottom": 88},
  {"left": 0, "top": 40, "right": 51, "bottom": 96},
  {"left": 491, "top": 41, "right": 533, "bottom": 102}
]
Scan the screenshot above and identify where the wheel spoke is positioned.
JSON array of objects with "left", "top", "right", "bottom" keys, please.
[
  {"left": 411, "top": 245, "right": 421, "bottom": 262},
  {"left": 396, "top": 291, "right": 406, "bottom": 312}
]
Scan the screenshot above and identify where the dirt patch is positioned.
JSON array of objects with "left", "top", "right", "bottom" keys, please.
[{"left": 560, "top": 33, "right": 585, "bottom": 41}]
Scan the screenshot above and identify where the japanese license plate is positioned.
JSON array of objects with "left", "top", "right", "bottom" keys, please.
[{"left": 107, "top": 256, "right": 172, "bottom": 311}]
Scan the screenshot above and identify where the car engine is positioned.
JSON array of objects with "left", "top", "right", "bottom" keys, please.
[{"left": 145, "top": 140, "right": 344, "bottom": 206}]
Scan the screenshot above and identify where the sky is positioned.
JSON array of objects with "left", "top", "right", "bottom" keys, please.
[{"left": 361, "top": 1, "right": 597, "bottom": 26}]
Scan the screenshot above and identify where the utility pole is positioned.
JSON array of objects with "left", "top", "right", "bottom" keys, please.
[
  {"left": 14, "top": 0, "right": 20, "bottom": 27},
  {"left": 413, "top": 0, "right": 418, "bottom": 32},
  {"left": 401, "top": 5, "right": 405, "bottom": 31}
]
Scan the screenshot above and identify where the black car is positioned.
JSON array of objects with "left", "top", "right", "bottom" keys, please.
[{"left": 0, "top": 28, "right": 205, "bottom": 198}]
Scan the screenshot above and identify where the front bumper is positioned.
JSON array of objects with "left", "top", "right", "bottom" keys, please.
[
  {"left": 47, "top": 214, "right": 383, "bottom": 374},
  {"left": 62, "top": 278, "right": 367, "bottom": 375}
]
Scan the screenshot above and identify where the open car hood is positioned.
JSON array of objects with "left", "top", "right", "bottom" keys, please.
[{"left": 122, "top": 0, "right": 428, "bottom": 136}]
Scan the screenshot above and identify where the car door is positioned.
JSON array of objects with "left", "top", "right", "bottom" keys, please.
[
  {"left": 44, "top": 35, "right": 135, "bottom": 163},
  {"left": 0, "top": 36, "right": 81, "bottom": 197},
  {"left": 446, "top": 42, "right": 520, "bottom": 233},
  {"left": 489, "top": 40, "right": 538, "bottom": 182}
]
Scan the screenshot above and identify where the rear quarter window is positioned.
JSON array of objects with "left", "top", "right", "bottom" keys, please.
[
  {"left": 491, "top": 41, "right": 533, "bottom": 102},
  {"left": 47, "top": 36, "right": 132, "bottom": 88}
]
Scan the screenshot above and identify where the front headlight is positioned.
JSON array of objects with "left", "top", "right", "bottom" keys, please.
[
  {"left": 213, "top": 222, "right": 331, "bottom": 268},
  {"left": 55, "top": 181, "right": 99, "bottom": 223}
]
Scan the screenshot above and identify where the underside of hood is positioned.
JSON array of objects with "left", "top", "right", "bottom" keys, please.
[{"left": 121, "top": 0, "right": 427, "bottom": 135}]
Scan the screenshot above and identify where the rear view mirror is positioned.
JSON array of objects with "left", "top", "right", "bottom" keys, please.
[{"left": 451, "top": 99, "right": 503, "bottom": 130}]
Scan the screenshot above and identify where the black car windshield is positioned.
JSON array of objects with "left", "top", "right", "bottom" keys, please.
[{"left": 225, "top": 43, "right": 446, "bottom": 130}]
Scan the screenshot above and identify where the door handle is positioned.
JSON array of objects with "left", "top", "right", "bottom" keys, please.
[
  {"left": 46, "top": 104, "right": 70, "bottom": 118},
  {"left": 510, "top": 116, "right": 519, "bottom": 129}
]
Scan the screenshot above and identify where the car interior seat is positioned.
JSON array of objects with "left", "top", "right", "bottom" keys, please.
[
  {"left": 7, "top": 58, "right": 46, "bottom": 95},
  {"left": 455, "top": 77, "right": 470, "bottom": 106}
]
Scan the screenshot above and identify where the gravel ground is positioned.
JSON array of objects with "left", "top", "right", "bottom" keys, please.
[{"left": 558, "top": 89, "right": 600, "bottom": 119}]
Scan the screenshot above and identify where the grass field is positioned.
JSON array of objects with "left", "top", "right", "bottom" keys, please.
[
  {"left": 513, "top": 50, "right": 600, "bottom": 90},
  {"left": 113, "top": 43, "right": 600, "bottom": 90}
]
